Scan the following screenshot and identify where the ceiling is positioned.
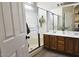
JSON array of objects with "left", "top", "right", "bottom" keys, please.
[
  {"left": 37, "top": 2, "right": 60, "bottom": 10},
  {"left": 37, "top": 2, "right": 78, "bottom": 11}
]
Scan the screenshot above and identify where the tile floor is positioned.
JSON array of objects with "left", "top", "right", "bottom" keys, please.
[{"left": 33, "top": 49, "right": 69, "bottom": 57}]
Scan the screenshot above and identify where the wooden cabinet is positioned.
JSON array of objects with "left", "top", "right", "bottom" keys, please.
[
  {"left": 43, "top": 34, "right": 50, "bottom": 48},
  {"left": 50, "top": 36, "right": 57, "bottom": 50},
  {"left": 65, "top": 37, "right": 74, "bottom": 54},
  {"left": 43, "top": 34, "right": 79, "bottom": 55},
  {"left": 57, "top": 36, "right": 64, "bottom": 51}
]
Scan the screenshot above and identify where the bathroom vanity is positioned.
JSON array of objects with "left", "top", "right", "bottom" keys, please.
[{"left": 43, "top": 31, "right": 79, "bottom": 56}]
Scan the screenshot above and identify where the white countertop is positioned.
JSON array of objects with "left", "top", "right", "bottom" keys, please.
[{"left": 44, "top": 30, "right": 79, "bottom": 38}]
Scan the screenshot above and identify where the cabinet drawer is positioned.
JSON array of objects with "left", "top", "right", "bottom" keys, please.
[
  {"left": 58, "top": 40, "right": 64, "bottom": 44},
  {"left": 57, "top": 36, "right": 64, "bottom": 41},
  {"left": 58, "top": 44, "right": 64, "bottom": 48},
  {"left": 57, "top": 44, "right": 64, "bottom": 51}
]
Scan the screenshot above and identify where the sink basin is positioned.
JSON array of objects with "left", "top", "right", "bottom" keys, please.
[{"left": 74, "top": 33, "right": 79, "bottom": 35}]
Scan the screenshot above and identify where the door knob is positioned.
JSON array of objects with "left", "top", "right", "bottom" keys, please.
[{"left": 26, "top": 36, "right": 30, "bottom": 39}]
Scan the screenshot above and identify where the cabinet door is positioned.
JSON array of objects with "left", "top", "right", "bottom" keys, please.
[
  {"left": 50, "top": 36, "right": 57, "bottom": 49},
  {"left": 65, "top": 37, "right": 74, "bottom": 54},
  {"left": 57, "top": 36, "right": 64, "bottom": 51},
  {"left": 74, "top": 39, "right": 79, "bottom": 55},
  {"left": 43, "top": 34, "right": 50, "bottom": 48}
]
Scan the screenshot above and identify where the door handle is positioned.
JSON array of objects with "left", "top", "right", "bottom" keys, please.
[{"left": 26, "top": 35, "right": 30, "bottom": 39}]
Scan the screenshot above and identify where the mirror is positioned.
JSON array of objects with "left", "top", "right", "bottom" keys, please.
[
  {"left": 74, "top": 5, "right": 79, "bottom": 31},
  {"left": 62, "top": 6, "right": 74, "bottom": 31},
  {"left": 58, "top": 4, "right": 79, "bottom": 31}
]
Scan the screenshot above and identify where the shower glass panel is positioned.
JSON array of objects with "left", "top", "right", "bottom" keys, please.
[
  {"left": 25, "top": 4, "right": 39, "bottom": 52},
  {"left": 38, "top": 8, "right": 47, "bottom": 46}
]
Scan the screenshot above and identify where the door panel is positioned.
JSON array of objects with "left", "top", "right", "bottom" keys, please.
[
  {"left": 10, "top": 52, "right": 16, "bottom": 57},
  {"left": 16, "top": 44, "right": 27, "bottom": 57},
  {"left": 0, "top": 3, "right": 5, "bottom": 43},
  {"left": 11, "top": 3, "right": 20, "bottom": 35},
  {"left": 2, "top": 2, "right": 14, "bottom": 38},
  {"left": 18, "top": 3, "right": 25, "bottom": 33},
  {"left": 1, "top": 38, "right": 17, "bottom": 57},
  {"left": 0, "top": 2, "right": 28, "bottom": 57}
]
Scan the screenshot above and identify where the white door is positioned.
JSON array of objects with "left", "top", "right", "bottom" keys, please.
[{"left": 0, "top": 2, "right": 29, "bottom": 57}]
